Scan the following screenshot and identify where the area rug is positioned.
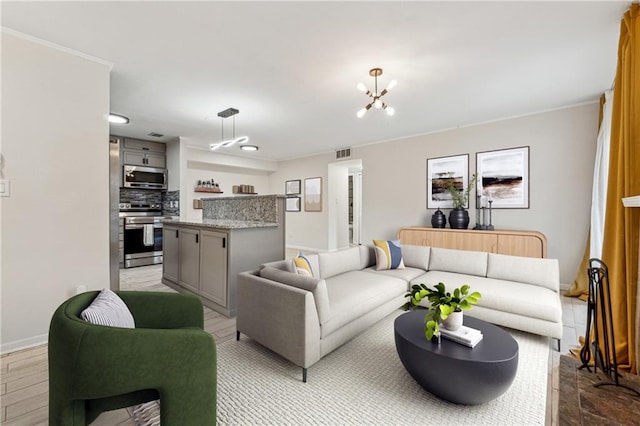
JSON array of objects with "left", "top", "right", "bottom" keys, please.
[
  {"left": 134, "top": 310, "right": 549, "bottom": 425},
  {"left": 218, "top": 310, "right": 549, "bottom": 425}
]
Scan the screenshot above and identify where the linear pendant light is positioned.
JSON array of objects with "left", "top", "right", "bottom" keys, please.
[{"left": 209, "top": 108, "right": 250, "bottom": 151}]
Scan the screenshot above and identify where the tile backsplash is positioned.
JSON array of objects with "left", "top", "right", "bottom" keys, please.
[
  {"left": 163, "top": 190, "right": 180, "bottom": 216},
  {"left": 119, "top": 188, "right": 180, "bottom": 216},
  {"left": 120, "top": 188, "right": 162, "bottom": 205}
]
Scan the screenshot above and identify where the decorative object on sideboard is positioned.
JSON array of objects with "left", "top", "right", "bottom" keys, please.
[
  {"left": 356, "top": 68, "right": 396, "bottom": 118},
  {"left": 476, "top": 146, "right": 529, "bottom": 209},
  {"left": 473, "top": 193, "right": 495, "bottom": 230},
  {"left": 233, "top": 184, "right": 256, "bottom": 195},
  {"left": 285, "top": 179, "right": 301, "bottom": 195},
  {"left": 426, "top": 154, "right": 469, "bottom": 209},
  {"left": 304, "top": 177, "right": 322, "bottom": 212},
  {"left": 404, "top": 282, "right": 481, "bottom": 343},
  {"left": 445, "top": 173, "right": 476, "bottom": 230},
  {"left": 193, "top": 199, "right": 203, "bottom": 209},
  {"left": 431, "top": 208, "right": 446, "bottom": 228}
]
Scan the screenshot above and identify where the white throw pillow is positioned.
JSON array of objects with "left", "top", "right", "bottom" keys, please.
[{"left": 81, "top": 288, "right": 135, "bottom": 328}]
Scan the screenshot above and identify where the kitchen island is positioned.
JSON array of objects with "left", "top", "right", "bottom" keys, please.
[{"left": 162, "top": 195, "right": 285, "bottom": 317}]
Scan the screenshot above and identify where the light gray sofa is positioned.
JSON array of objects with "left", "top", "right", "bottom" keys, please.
[{"left": 236, "top": 244, "right": 562, "bottom": 382}]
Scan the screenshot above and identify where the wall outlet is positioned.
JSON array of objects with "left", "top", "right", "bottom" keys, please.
[{"left": 0, "top": 180, "right": 10, "bottom": 197}]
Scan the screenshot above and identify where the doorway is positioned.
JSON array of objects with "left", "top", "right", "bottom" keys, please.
[{"left": 327, "top": 159, "right": 362, "bottom": 251}]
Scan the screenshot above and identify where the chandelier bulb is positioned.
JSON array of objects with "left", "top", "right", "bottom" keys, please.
[
  {"left": 374, "top": 98, "right": 383, "bottom": 109},
  {"left": 386, "top": 107, "right": 395, "bottom": 116},
  {"left": 357, "top": 82, "right": 367, "bottom": 92},
  {"left": 386, "top": 79, "right": 397, "bottom": 91},
  {"left": 357, "top": 108, "right": 367, "bottom": 119}
]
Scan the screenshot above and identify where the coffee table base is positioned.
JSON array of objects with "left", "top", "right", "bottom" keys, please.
[{"left": 395, "top": 312, "right": 518, "bottom": 405}]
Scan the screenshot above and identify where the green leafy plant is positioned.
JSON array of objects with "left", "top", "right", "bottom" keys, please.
[
  {"left": 445, "top": 173, "right": 477, "bottom": 209},
  {"left": 404, "top": 282, "right": 482, "bottom": 341}
]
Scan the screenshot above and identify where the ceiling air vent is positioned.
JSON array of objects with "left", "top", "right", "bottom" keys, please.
[
  {"left": 148, "top": 132, "right": 164, "bottom": 138},
  {"left": 336, "top": 148, "right": 351, "bottom": 159}
]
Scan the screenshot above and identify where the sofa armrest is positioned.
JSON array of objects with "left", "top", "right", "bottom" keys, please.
[
  {"left": 118, "top": 291, "right": 204, "bottom": 329},
  {"left": 236, "top": 271, "right": 321, "bottom": 369}
]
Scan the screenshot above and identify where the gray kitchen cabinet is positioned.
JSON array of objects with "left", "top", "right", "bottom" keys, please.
[
  {"left": 199, "top": 230, "right": 228, "bottom": 307},
  {"left": 120, "top": 137, "right": 167, "bottom": 168},
  {"left": 122, "top": 149, "right": 166, "bottom": 168},
  {"left": 123, "top": 138, "right": 166, "bottom": 153},
  {"left": 162, "top": 225, "right": 180, "bottom": 283},
  {"left": 162, "top": 223, "right": 283, "bottom": 318},
  {"left": 178, "top": 227, "right": 200, "bottom": 293}
]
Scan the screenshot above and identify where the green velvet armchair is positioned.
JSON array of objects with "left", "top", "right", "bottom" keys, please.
[{"left": 48, "top": 291, "right": 216, "bottom": 425}]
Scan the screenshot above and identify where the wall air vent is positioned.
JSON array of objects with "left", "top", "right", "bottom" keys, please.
[
  {"left": 336, "top": 148, "right": 351, "bottom": 159},
  {"left": 148, "top": 132, "right": 164, "bottom": 138}
]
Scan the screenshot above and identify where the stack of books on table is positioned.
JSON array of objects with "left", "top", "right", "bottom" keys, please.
[{"left": 440, "top": 325, "right": 483, "bottom": 348}]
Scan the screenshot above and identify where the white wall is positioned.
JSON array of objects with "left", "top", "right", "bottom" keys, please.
[
  {"left": 269, "top": 153, "right": 334, "bottom": 251},
  {"left": 1, "top": 32, "right": 111, "bottom": 352},
  {"left": 271, "top": 104, "right": 599, "bottom": 283},
  {"left": 177, "top": 142, "right": 277, "bottom": 219}
]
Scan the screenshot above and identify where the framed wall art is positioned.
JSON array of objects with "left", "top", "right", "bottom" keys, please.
[
  {"left": 304, "top": 177, "right": 322, "bottom": 212},
  {"left": 476, "top": 146, "right": 529, "bottom": 209},
  {"left": 285, "top": 179, "right": 301, "bottom": 195},
  {"left": 285, "top": 196, "right": 301, "bottom": 212},
  {"left": 426, "top": 154, "right": 469, "bottom": 209}
]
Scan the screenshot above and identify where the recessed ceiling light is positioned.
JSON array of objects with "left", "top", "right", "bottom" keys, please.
[
  {"left": 240, "top": 145, "right": 259, "bottom": 151},
  {"left": 109, "top": 113, "right": 130, "bottom": 124}
]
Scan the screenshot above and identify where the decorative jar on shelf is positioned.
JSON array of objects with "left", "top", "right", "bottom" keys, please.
[{"left": 431, "top": 208, "right": 446, "bottom": 228}]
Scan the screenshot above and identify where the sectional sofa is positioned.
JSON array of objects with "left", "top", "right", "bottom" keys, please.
[{"left": 236, "top": 244, "right": 562, "bottom": 382}]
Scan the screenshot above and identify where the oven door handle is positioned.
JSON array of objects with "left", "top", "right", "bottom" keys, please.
[{"left": 125, "top": 224, "right": 146, "bottom": 230}]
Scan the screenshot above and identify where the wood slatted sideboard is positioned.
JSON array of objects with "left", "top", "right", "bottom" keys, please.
[{"left": 397, "top": 227, "right": 547, "bottom": 258}]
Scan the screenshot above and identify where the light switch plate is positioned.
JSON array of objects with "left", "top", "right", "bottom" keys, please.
[{"left": 0, "top": 180, "right": 10, "bottom": 197}]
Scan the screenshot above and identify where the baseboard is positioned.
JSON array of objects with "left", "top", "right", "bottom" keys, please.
[{"left": 1, "top": 333, "right": 48, "bottom": 355}]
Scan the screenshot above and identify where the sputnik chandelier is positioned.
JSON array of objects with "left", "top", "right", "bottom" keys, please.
[
  {"left": 209, "top": 107, "right": 250, "bottom": 150},
  {"left": 356, "top": 68, "right": 396, "bottom": 118}
]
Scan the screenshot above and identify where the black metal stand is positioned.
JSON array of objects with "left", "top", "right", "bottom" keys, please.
[{"left": 579, "top": 258, "right": 640, "bottom": 397}]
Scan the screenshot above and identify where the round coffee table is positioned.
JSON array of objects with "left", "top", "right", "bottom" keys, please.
[{"left": 394, "top": 310, "right": 519, "bottom": 405}]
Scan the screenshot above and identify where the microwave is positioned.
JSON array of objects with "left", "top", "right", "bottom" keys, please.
[{"left": 123, "top": 165, "right": 167, "bottom": 190}]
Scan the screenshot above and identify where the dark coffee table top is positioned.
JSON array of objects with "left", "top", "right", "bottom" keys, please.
[{"left": 395, "top": 310, "right": 518, "bottom": 363}]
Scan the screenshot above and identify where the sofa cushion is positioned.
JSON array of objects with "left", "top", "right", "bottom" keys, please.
[
  {"left": 261, "top": 259, "right": 295, "bottom": 273},
  {"left": 359, "top": 245, "right": 376, "bottom": 269},
  {"left": 373, "top": 240, "right": 405, "bottom": 270},
  {"left": 259, "top": 266, "right": 331, "bottom": 324},
  {"left": 363, "top": 266, "right": 426, "bottom": 283},
  {"left": 412, "top": 270, "right": 561, "bottom": 323},
  {"left": 318, "top": 247, "right": 361, "bottom": 279},
  {"left": 487, "top": 253, "right": 559, "bottom": 292},
  {"left": 321, "top": 271, "right": 407, "bottom": 338},
  {"left": 293, "top": 252, "right": 314, "bottom": 277},
  {"left": 428, "top": 247, "right": 488, "bottom": 277},
  {"left": 81, "top": 289, "right": 135, "bottom": 328},
  {"left": 401, "top": 245, "right": 431, "bottom": 270}
]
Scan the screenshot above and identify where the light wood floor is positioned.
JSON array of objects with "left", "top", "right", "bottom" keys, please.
[
  {"left": 0, "top": 265, "right": 236, "bottom": 425},
  {"left": 1, "top": 260, "right": 585, "bottom": 425}
]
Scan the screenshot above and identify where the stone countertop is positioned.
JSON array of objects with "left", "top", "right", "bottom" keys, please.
[
  {"left": 163, "top": 217, "right": 279, "bottom": 229},
  {"left": 200, "top": 194, "right": 287, "bottom": 201}
]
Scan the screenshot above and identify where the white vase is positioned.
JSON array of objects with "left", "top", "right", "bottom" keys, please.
[{"left": 442, "top": 310, "right": 463, "bottom": 331}]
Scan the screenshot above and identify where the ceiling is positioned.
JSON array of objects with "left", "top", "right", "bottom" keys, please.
[{"left": 1, "top": 1, "right": 629, "bottom": 161}]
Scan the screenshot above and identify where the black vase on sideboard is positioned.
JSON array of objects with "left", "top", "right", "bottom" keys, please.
[
  {"left": 431, "top": 208, "right": 446, "bottom": 228},
  {"left": 449, "top": 208, "right": 470, "bottom": 229}
]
